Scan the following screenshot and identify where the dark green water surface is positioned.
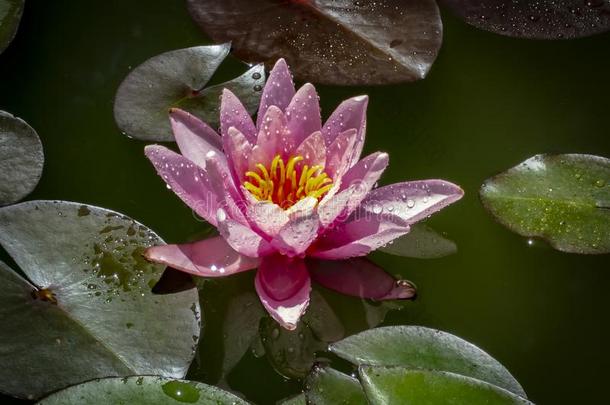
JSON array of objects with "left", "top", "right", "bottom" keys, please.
[{"left": 0, "top": 1, "right": 609, "bottom": 404}]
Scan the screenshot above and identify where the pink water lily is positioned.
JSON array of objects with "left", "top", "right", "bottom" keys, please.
[{"left": 144, "top": 59, "right": 463, "bottom": 330}]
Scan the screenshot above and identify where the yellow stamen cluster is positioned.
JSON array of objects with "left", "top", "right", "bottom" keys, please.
[{"left": 244, "top": 154, "right": 333, "bottom": 208}]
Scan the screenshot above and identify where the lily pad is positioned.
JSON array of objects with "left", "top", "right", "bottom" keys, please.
[
  {"left": 441, "top": 0, "right": 610, "bottom": 40},
  {"left": 305, "top": 366, "right": 367, "bottom": 405},
  {"left": 480, "top": 154, "right": 610, "bottom": 254},
  {"left": 0, "top": 201, "right": 201, "bottom": 400},
  {"left": 359, "top": 367, "right": 530, "bottom": 405},
  {"left": 0, "top": 111, "right": 44, "bottom": 206},
  {"left": 114, "top": 43, "right": 265, "bottom": 141},
  {"left": 37, "top": 376, "right": 249, "bottom": 404},
  {"left": 186, "top": 0, "right": 442, "bottom": 85},
  {"left": 379, "top": 223, "right": 457, "bottom": 258},
  {"left": 329, "top": 326, "right": 525, "bottom": 397},
  {"left": 0, "top": 0, "right": 24, "bottom": 54}
]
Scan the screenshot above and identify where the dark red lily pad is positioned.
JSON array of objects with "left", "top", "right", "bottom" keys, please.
[
  {"left": 187, "top": 0, "right": 443, "bottom": 85},
  {"left": 441, "top": 0, "right": 610, "bottom": 39}
]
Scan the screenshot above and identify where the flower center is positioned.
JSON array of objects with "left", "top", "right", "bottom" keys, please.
[{"left": 244, "top": 154, "right": 333, "bottom": 208}]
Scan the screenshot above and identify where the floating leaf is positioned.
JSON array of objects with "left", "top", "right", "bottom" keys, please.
[
  {"left": 305, "top": 367, "right": 367, "bottom": 405},
  {"left": 0, "top": 201, "right": 201, "bottom": 400},
  {"left": 330, "top": 326, "right": 525, "bottom": 397},
  {"left": 114, "top": 44, "right": 265, "bottom": 141},
  {"left": 359, "top": 367, "right": 530, "bottom": 405},
  {"left": 0, "top": 111, "right": 44, "bottom": 206},
  {"left": 441, "top": 0, "right": 610, "bottom": 40},
  {"left": 379, "top": 223, "right": 457, "bottom": 258},
  {"left": 0, "top": 0, "right": 23, "bottom": 54},
  {"left": 480, "top": 154, "right": 610, "bottom": 254},
  {"left": 37, "top": 376, "right": 249, "bottom": 404},
  {"left": 186, "top": 0, "right": 442, "bottom": 85}
]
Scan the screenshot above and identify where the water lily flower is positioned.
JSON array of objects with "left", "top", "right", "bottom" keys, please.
[{"left": 144, "top": 59, "right": 463, "bottom": 330}]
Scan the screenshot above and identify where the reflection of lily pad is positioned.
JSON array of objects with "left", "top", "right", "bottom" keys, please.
[
  {"left": 0, "top": 111, "right": 44, "bottom": 206},
  {"left": 187, "top": 0, "right": 442, "bottom": 85},
  {"left": 379, "top": 223, "right": 457, "bottom": 259},
  {"left": 114, "top": 43, "right": 265, "bottom": 141},
  {"left": 259, "top": 290, "right": 345, "bottom": 379},
  {"left": 330, "top": 326, "right": 525, "bottom": 397},
  {"left": 360, "top": 367, "right": 530, "bottom": 405},
  {"left": 0, "top": 0, "right": 24, "bottom": 54},
  {"left": 480, "top": 154, "right": 610, "bottom": 254},
  {"left": 442, "top": 0, "right": 610, "bottom": 40},
  {"left": 37, "top": 376, "right": 249, "bottom": 404},
  {"left": 0, "top": 201, "right": 201, "bottom": 400}
]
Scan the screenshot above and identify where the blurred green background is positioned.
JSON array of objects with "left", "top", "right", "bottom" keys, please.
[{"left": 0, "top": 1, "right": 609, "bottom": 403}]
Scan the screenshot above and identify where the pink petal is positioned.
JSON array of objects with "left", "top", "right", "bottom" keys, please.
[
  {"left": 220, "top": 89, "right": 257, "bottom": 144},
  {"left": 223, "top": 127, "right": 252, "bottom": 184},
  {"left": 322, "top": 95, "right": 368, "bottom": 150},
  {"left": 246, "top": 200, "right": 289, "bottom": 237},
  {"left": 170, "top": 108, "right": 223, "bottom": 169},
  {"left": 258, "top": 58, "right": 295, "bottom": 128},
  {"left": 318, "top": 152, "right": 389, "bottom": 227},
  {"left": 285, "top": 83, "right": 322, "bottom": 146},
  {"left": 271, "top": 198, "right": 320, "bottom": 256},
  {"left": 255, "top": 254, "right": 311, "bottom": 330},
  {"left": 144, "top": 236, "right": 259, "bottom": 277},
  {"left": 145, "top": 145, "right": 221, "bottom": 226},
  {"left": 250, "top": 106, "right": 292, "bottom": 166},
  {"left": 205, "top": 151, "right": 248, "bottom": 224},
  {"left": 216, "top": 208, "right": 273, "bottom": 258},
  {"left": 325, "top": 128, "right": 359, "bottom": 180},
  {"left": 307, "top": 258, "right": 416, "bottom": 300},
  {"left": 294, "top": 131, "right": 326, "bottom": 168},
  {"left": 311, "top": 215, "right": 410, "bottom": 260},
  {"left": 360, "top": 180, "right": 464, "bottom": 225}
]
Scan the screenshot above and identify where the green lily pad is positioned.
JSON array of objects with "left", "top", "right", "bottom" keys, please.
[
  {"left": 36, "top": 376, "right": 249, "bottom": 404},
  {"left": 360, "top": 367, "right": 530, "bottom": 405},
  {"left": 329, "top": 326, "right": 525, "bottom": 397},
  {"left": 0, "top": 0, "right": 23, "bottom": 54},
  {"left": 305, "top": 367, "right": 367, "bottom": 405},
  {"left": 480, "top": 154, "right": 610, "bottom": 254},
  {"left": 0, "top": 111, "right": 44, "bottom": 206},
  {"left": 379, "top": 223, "right": 457, "bottom": 259},
  {"left": 0, "top": 201, "right": 201, "bottom": 400},
  {"left": 114, "top": 43, "right": 265, "bottom": 141}
]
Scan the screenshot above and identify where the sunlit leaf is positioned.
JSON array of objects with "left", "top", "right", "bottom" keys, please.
[
  {"left": 441, "top": 0, "right": 610, "bottom": 40},
  {"left": 0, "top": 201, "right": 201, "bottom": 400},
  {"left": 0, "top": 0, "right": 23, "bottom": 54},
  {"left": 37, "top": 376, "right": 249, "bottom": 404},
  {"left": 359, "top": 367, "right": 530, "bottom": 405},
  {"left": 378, "top": 223, "right": 457, "bottom": 258},
  {"left": 330, "top": 326, "right": 526, "bottom": 397},
  {"left": 305, "top": 366, "right": 367, "bottom": 405},
  {"left": 186, "top": 0, "right": 442, "bottom": 85},
  {"left": 480, "top": 154, "right": 610, "bottom": 254},
  {"left": 114, "top": 44, "right": 265, "bottom": 141},
  {"left": 0, "top": 111, "right": 44, "bottom": 206}
]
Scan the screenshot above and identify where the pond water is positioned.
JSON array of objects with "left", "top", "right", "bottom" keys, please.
[{"left": 0, "top": 1, "right": 609, "bottom": 404}]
